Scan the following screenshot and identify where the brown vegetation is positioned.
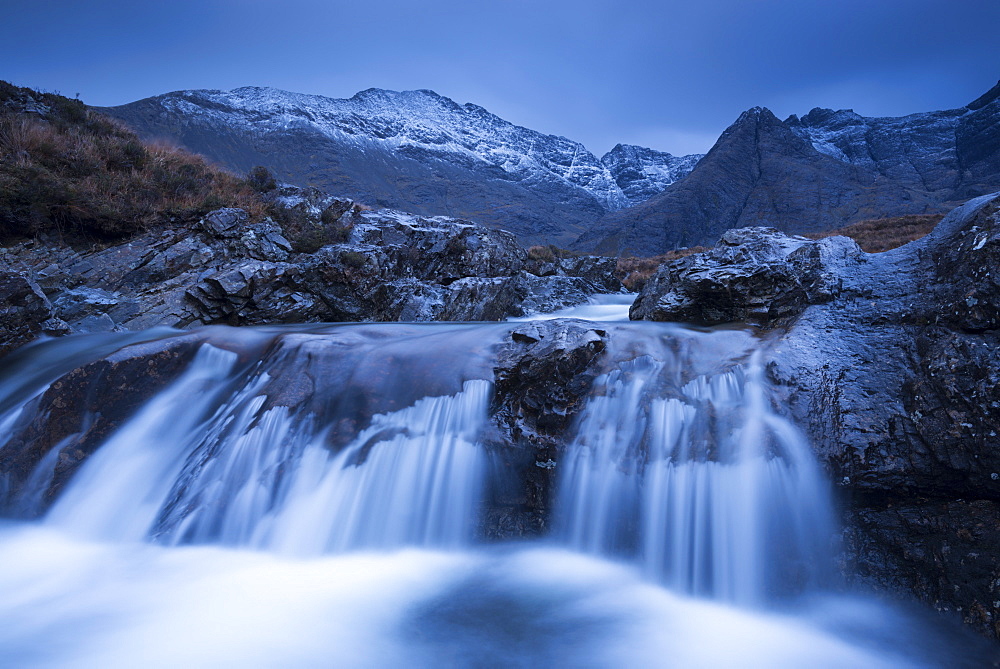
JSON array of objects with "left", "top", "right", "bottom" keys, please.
[
  {"left": 527, "top": 244, "right": 579, "bottom": 262},
  {"left": 0, "top": 81, "right": 267, "bottom": 245},
  {"left": 616, "top": 246, "right": 710, "bottom": 291},
  {"left": 803, "top": 214, "right": 943, "bottom": 252}
]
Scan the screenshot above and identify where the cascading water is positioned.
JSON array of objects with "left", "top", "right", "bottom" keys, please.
[
  {"left": 0, "top": 318, "right": 992, "bottom": 667},
  {"left": 557, "top": 337, "right": 832, "bottom": 604}
]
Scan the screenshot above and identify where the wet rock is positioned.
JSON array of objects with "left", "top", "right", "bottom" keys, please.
[
  {"left": 0, "top": 272, "right": 66, "bottom": 356},
  {"left": 485, "top": 320, "right": 608, "bottom": 537},
  {"left": 630, "top": 227, "right": 860, "bottom": 326},
  {"left": 0, "top": 334, "right": 207, "bottom": 512},
  {"left": 556, "top": 255, "right": 623, "bottom": 293},
  {"left": 842, "top": 497, "right": 1000, "bottom": 639},
  {"left": 762, "top": 193, "right": 1000, "bottom": 639}
]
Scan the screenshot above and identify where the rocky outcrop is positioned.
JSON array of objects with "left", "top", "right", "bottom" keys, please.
[
  {"left": 634, "top": 193, "right": 1000, "bottom": 638},
  {"left": 483, "top": 320, "right": 609, "bottom": 537},
  {"left": 0, "top": 186, "right": 621, "bottom": 343},
  {"left": 629, "top": 227, "right": 856, "bottom": 326},
  {"left": 579, "top": 82, "right": 1000, "bottom": 257}
]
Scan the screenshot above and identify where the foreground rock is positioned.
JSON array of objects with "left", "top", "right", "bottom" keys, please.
[
  {"left": 635, "top": 192, "right": 1000, "bottom": 638},
  {"left": 630, "top": 227, "right": 855, "bottom": 326},
  {"left": 484, "top": 320, "right": 609, "bottom": 536},
  {"left": 0, "top": 186, "right": 621, "bottom": 344}
]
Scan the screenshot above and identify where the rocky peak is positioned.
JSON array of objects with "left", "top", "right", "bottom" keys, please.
[{"left": 600, "top": 143, "right": 703, "bottom": 205}]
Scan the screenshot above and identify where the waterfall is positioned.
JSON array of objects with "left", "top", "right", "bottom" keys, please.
[
  {"left": 556, "top": 334, "right": 832, "bottom": 604},
  {"left": 1, "top": 324, "right": 502, "bottom": 554},
  {"left": 0, "top": 321, "right": 989, "bottom": 668}
]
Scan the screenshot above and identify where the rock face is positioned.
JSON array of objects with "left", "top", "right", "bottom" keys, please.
[
  {"left": 580, "top": 82, "right": 1000, "bottom": 256},
  {"left": 99, "top": 87, "right": 638, "bottom": 247},
  {"left": 0, "top": 186, "right": 621, "bottom": 340},
  {"left": 633, "top": 192, "right": 1000, "bottom": 638}
]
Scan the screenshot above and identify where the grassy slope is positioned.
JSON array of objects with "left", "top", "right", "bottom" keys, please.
[{"left": 0, "top": 81, "right": 267, "bottom": 246}]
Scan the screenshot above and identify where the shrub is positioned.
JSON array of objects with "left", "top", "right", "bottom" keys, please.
[
  {"left": 274, "top": 200, "right": 356, "bottom": 254},
  {"left": 340, "top": 250, "right": 367, "bottom": 268},
  {"left": 246, "top": 165, "right": 277, "bottom": 192},
  {"left": 527, "top": 244, "right": 556, "bottom": 262}
]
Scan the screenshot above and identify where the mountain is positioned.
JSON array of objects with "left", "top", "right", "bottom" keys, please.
[
  {"left": 600, "top": 144, "right": 703, "bottom": 205},
  {"left": 578, "top": 82, "right": 1000, "bottom": 256},
  {"left": 99, "top": 87, "right": 707, "bottom": 248},
  {"left": 96, "top": 88, "right": 593, "bottom": 247}
]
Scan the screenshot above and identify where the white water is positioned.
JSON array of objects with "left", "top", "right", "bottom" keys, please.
[
  {"left": 510, "top": 293, "right": 635, "bottom": 321},
  {"left": 0, "top": 323, "right": 992, "bottom": 667},
  {"left": 558, "top": 347, "right": 831, "bottom": 604}
]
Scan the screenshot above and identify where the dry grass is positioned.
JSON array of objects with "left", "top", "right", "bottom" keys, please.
[
  {"left": 616, "top": 246, "right": 710, "bottom": 291},
  {"left": 0, "top": 81, "right": 268, "bottom": 245},
  {"left": 803, "top": 214, "right": 943, "bottom": 252}
]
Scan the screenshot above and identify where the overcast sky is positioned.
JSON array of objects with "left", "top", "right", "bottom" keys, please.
[{"left": 4, "top": 0, "right": 999, "bottom": 156}]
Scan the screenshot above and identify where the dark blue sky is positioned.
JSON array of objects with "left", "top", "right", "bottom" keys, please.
[{"left": 5, "top": 0, "right": 999, "bottom": 155}]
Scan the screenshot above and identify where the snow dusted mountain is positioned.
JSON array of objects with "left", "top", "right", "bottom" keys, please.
[
  {"left": 101, "top": 86, "right": 682, "bottom": 247},
  {"left": 785, "top": 80, "right": 1000, "bottom": 202},
  {"left": 601, "top": 144, "right": 703, "bottom": 205},
  {"left": 579, "top": 82, "right": 1000, "bottom": 256}
]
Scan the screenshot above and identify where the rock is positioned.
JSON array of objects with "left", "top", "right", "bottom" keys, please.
[
  {"left": 199, "top": 208, "right": 247, "bottom": 237},
  {"left": 0, "top": 272, "right": 65, "bottom": 356},
  {"left": 0, "top": 191, "right": 621, "bottom": 348},
  {"left": 758, "top": 193, "right": 1000, "bottom": 639},
  {"left": 0, "top": 334, "right": 207, "bottom": 513},
  {"left": 630, "top": 227, "right": 860, "bottom": 326},
  {"left": 484, "top": 319, "right": 609, "bottom": 537},
  {"left": 556, "top": 255, "right": 623, "bottom": 293}
]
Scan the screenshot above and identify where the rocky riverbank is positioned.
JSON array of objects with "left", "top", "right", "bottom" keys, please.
[{"left": 0, "top": 184, "right": 620, "bottom": 357}]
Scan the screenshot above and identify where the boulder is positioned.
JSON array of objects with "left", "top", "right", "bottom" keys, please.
[
  {"left": 630, "top": 227, "right": 859, "bottom": 326},
  {"left": 758, "top": 194, "right": 1000, "bottom": 638}
]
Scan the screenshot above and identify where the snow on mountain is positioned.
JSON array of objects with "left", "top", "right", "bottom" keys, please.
[
  {"left": 601, "top": 144, "right": 703, "bottom": 205},
  {"left": 155, "top": 86, "right": 631, "bottom": 211},
  {"left": 783, "top": 88, "right": 1000, "bottom": 198}
]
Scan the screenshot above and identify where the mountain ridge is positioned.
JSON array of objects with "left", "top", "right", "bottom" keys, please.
[
  {"left": 100, "top": 86, "right": 700, "bottom": 247},
  {"left": 579, "top": 84, "right": 1000, "bottom": 256}
]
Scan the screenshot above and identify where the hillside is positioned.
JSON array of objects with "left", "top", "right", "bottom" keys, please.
[{"left": 0, "top": 81, "right": 267, "bottom": 246}]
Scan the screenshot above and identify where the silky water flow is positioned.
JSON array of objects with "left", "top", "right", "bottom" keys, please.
[{"left": 0, "top": 319, "right": 992, "bottom": 667}]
